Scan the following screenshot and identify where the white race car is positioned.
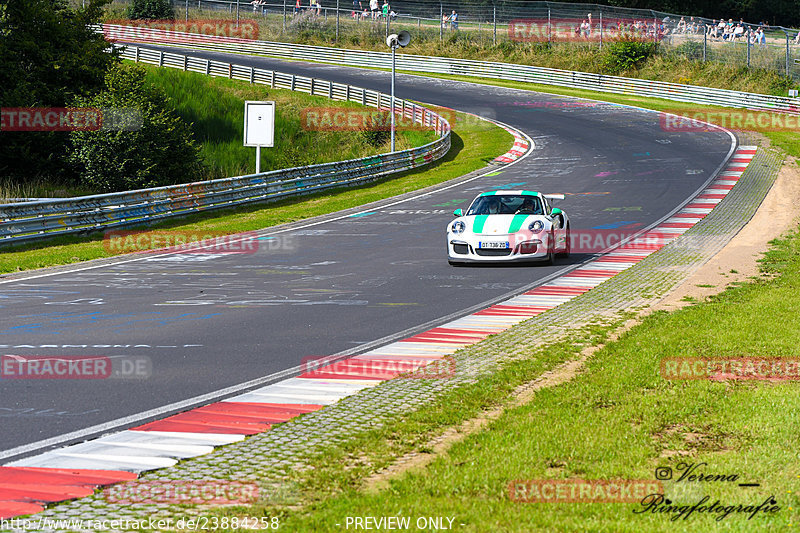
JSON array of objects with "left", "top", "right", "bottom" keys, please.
[{"left": 446, "top": 190, "right": 570, "bottom": 265}]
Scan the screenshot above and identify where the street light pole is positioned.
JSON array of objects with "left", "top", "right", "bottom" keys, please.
[
  {"left": 386, "top": 31, "right": 410, "bottom": 154},
  {"left": 391, "top": 44, "right": 396, "bottom": 152}
]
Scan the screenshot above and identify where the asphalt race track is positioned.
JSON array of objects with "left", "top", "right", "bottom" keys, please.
[{"left": 0, "top": 48, "right": 734, "bottom": 461}]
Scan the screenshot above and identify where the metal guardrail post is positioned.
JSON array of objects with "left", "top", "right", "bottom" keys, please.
[
  {"left": 329, "top": 82, "right": 334, "bottom": 99},
  {"left": 270, "top": 70, "right": 275, "bottom": 87},
  {"left": 283, "top": 0, "right": 286, "bottom": 32},
  {"left": 134, "top": 46, "right": 140, "bottom": 63},
  {"left": 291, "top": 74, "right": 296, "bottom": 90},
  {"left": 336, "top": 0, "right": 339, "bottom": 41},
  {"left": 703, "top": 30, "right": 707, "bottom": 62},
  {"left": 493, "top": 2, "right": 496, "bottom": 45},
  {"left": 547, "top": 8, "right": 551, "bottom": 45},
  {"left": 183, "top": 55, "right": 188, "bottom": 70},
  {"left": 345, "top": 84, "right": 350, "bottom": 101},
  {"left": 599, "top": 10, "right": 603, "bottom": 49},
  {"left": 746, "top": 27, "right": 751, "bottom": 68},
  {"left": 439, "top": 2, "right": 443, "bottom": 41},
  {"left": 786, "top": 31, "right": 791, "bottom": 76},
  {"left": 159, "top": 50, "right": 164, "bottom": 66},
  {"left": 205, "top": 59, "right": 210, "bottom": 75},
  {"left": 250, "top": 66, "right": 255, "bottom": 84}
]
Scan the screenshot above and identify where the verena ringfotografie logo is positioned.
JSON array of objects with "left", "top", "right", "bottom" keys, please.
[
  {"left": 103, "top": 230, "right": 261, "bottom": 254},
  {"left": 1, "top": 108, "right": 142, "bottom": 132},
  {"left": 661, "top": 357, "right": 800, "bottom": 381},
  {"left": 1, "top": 355, "right": 151, "bottom": 380},
  {"left": 103, "top": 480, "right": 259, "bottom": 505},
  {"left": 509, "top": 479, "right": 663, "bottom": 503},
  {"left": 661, "top": 110, "right": 800, "bottom": 133},
  {"left": 104, "top": 19, "right": 259, "bottom": 40},
  {"left": 301, "top": 355, "right": 456, "bottom": 379}
]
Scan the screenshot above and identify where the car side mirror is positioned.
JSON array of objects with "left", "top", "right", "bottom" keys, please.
[
  {"left": 453, "top": 209, "right": 463, "bottom": 217},
  {"left": 551, "top": 208, "right": 563, "bottom": 216}
]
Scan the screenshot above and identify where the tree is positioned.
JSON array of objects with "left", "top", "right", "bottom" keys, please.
[
  {"left": 0, "top": 0, "right": 119, "bottom": 181},
  {"left": 126, "top": 0, "right": 175, "bottom": 20},
  {"left": 69, "top": 64, "right": 203, "bottom": 192}
]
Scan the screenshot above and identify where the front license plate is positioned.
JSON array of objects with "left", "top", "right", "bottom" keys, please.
[{"left": 478, "top": 241, "right": 509, "bottom": 249}]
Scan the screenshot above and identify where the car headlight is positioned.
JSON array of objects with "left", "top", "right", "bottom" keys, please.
[
  {"left": 451, "top": 221, "right": 466, "bottom": 234},
  {"left": 528, "top": 220, "right": 544, "bottom": 233}
]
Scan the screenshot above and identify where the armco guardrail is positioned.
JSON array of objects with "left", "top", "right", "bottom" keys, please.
[
  {"left": 101, "top": 23, "right": 800, "bottom": 114},
  {"left": 0, "top": 45, "right": 450, "bottom": 245}
]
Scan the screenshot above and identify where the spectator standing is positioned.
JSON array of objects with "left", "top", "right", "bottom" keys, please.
[
  {"left": 381, "top": 0, "right": 389, "bottom": 19},
  {"left": 449, "top": 10, "right": 458, "bottom": 30},
  {"left": 294, "top": 0, "right": 301, "bottom": 15},
  {"left": 580, "top": 19, "right": 589, "bottom": 38},
  {"left": 352, "top": 0, "right": 361, "bottom": 18},
  {"left": 369, "top": 0, "right": 378, "bottom": 20}
]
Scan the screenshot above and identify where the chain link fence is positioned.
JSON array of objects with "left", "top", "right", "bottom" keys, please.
[{"left": 100, "top": 0, "right": 800, "bottom": 81}]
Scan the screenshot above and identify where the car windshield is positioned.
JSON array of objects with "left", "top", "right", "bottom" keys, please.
[{"left": 466, "top": 195, "right": 543, "bottom": 216}]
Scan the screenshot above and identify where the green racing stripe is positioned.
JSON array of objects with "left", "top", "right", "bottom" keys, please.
[
  {"left": 472, "top": 215, "right": 488, "bottom": 234},
  {"left": 508, "top": 214, "right": 528, "bottom": 233}
]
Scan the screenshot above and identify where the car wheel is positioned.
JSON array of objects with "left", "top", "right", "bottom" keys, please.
[{"left": 556, "top": 224, "right": 571, "bottom": 258}]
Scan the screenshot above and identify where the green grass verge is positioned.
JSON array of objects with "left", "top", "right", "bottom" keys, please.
[
  {"left": 0, "top": 102, "right": 509, "bottom": 274},
  {"left": 143, "top": 64, "right": 435, "bottom": 179},
  {"left": 267, "top": 230, "right": 800, "bottom": 532}
]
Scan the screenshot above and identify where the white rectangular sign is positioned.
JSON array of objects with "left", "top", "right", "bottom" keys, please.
[{"left": 244, "top": 101, "right": 275, "bottom": 147}]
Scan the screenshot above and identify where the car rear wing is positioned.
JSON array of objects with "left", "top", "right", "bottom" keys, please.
[{"left": 544, "top": 194, "right": 565, "bottom": 201}]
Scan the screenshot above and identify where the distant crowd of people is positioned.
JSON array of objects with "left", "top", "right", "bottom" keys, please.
[
  {"left": 702, "top": 18, "right": 767, "bottom": 45},
  {"left": 349, "top": 0, "right": 397, "bottom": 21},
  {"left": 570, "top": 13, "right": 788, "bottom": 46}
]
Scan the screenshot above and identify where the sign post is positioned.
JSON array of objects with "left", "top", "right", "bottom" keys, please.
[{"left": 243, "top": 101, "right": 275, "bottom": 174}]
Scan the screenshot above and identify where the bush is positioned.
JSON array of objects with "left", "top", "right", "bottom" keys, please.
[
  {"left": 69, "top": 64, "right": 203, "bottom": 192},
  {"left": 601, "top": 40, "right": 658, "bottom": 74},
  {"left": 0, "top": 0, "right": 119, "bottom": 182},
  {"left": 126, "top": 0, "right": 174, "bottom": 20}
]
